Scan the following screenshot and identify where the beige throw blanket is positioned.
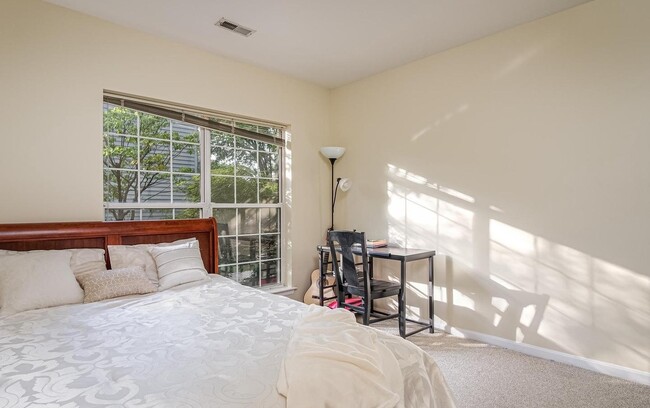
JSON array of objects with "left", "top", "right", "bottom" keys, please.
[
  {"left": 277, "top": 306, "right": 404, "bottom": 407},
  {"left": 277, "top": 305, "right": 456, "bottom": 408}
]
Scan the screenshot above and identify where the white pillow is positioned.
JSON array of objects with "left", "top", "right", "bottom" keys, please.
[
  {"left": 148, "top": 241, "right": 208, "bottom": 290},
  {"left": 108, "top": 238, "right": 196, "bottom": 286},
  {"left": 69, "top": 248, "right": 108, "bottom": 277},
  {"left": 0, "top": 251, "right": 84, "bottom": 316},
  {"left": 0, "top": 248, "right": 106, "bottom": 277}
]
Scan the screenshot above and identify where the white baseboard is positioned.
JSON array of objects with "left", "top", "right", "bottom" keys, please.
[{"left": 437, "top": 323, "right": 649, "bottom": 386}]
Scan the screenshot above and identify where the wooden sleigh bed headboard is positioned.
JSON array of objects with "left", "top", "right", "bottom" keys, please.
[{"left": 0, "top": 218, "right": 219, "bottom": 273}]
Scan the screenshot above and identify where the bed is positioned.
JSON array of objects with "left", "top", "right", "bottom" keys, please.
[{"left": 0, "top": 218, "right": 455, "bottom": 408}]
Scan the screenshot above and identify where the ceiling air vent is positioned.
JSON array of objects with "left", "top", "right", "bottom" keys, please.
[{"left": 216, "top": 18, "right": 255, "bottom": 37}]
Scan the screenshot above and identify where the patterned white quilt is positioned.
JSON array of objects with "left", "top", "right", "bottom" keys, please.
[{"left": 0, "top": 275, "right": 455, "bottom": 407}]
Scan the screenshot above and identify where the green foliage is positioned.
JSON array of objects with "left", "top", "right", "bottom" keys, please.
[
  {"left": 103, "top": 105, "right": 279, "bottom": 222},
  {"left": 103, "top": 106, "right": 199, "bottom": 220},
  {"left": 103, "top": 107, "right": 137, "bottom": 135}
]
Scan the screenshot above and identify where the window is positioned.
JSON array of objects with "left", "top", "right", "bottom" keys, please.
[
  {"left": 209, "top": 128, "right": 282, "bottom": 286},
  {"left": 103, "top": 105, "right": 202, "bottom": 221},
  {"left": 103, "top": 95, "right": 285, "bottom": 288}
]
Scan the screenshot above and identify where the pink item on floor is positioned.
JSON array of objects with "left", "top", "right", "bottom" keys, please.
[{"left": 327, "top": 297, "right": 363, "bottom": 309}]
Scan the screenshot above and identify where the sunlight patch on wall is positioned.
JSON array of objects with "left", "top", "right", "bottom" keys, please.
[
  {"left": 495, "top": 43, "right": 546, "bottom": 79},
  {"left": 387, "top": 180, "right": 407, "bottom": 247},
  {"left": 536, "top": 238, "right": 592, "bottom": 287},
  {"left": 492, "top": 297, "right": 508, "bottom": 313},
  {"left": 410, "top": 104, "right": 470, "bottom": 141},
  {"left": 593, "top": 259, "right": 648, "bottom": 314},
  {"left": 491, "top": 219, "right": 649, "bottom": 366},
  {"left": 405, "top": 192, "right": 438, "bottom": 249},
  {"left": 453, "top": 289, "right": 476, "bottom": 310},
  {"left": 489, "top": 274, "right": 519, "bottom": 291},
  {"left": 520, "top": 304, "right": 537, "bottom": 327},
  {"left": 407, "top": 281, "right": 429, "bottom": 300},
  {"left": 387, "top": 164, "right": 475, "bottom": 205},
  {"left": 489, "top": 205, "right": 504, "bottom": 213},
  {"left": 439, "top": 185, "right": 475, "bottom": 204},
  {"left": 489, "top": 239, "right": 536, "bottom": 292},
  {"left": 490, "top": 220, "right": 535, "bottom": 256},
  {"left": 387, "top": 181, "right": 406, "bottom": 221},
  {"left": 492, "top": 297, "right": 508, "bottom": 326},
  {"left": 387, "top": 163, "right": 475, "bottom": 263},
  {"left": 516, "top": 327, "right": 525, "bottom": 343},
  {"left": 406, "top": 304, "right": 422, "bottom": 319},
  {"left": 410, "top": 126, "right": 431, "bottom": 142},
  {"left": 439, "top": 200, "right": 473, "bottom": 230}
]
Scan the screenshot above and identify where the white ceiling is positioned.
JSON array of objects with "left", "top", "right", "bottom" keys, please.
[{"left": 44, "top": 0, "right": 592, "bottom": 88}]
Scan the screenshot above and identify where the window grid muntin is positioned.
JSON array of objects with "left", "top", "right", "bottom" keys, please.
[
  {"left": 103, "top": 208, "right": 203, "bottom": 221},
  {"left": 106, "top": 131, "right": 200, "bottom": 147}
]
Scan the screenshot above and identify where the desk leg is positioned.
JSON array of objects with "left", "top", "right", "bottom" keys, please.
[
  {"left": 319, "top": 250, "right": 325, "bottom": 306},
  {"left": 429, "top": 255, "right": 434, "bottom": 333},
  {"left": 399, "top": 260, "right": 406, "bottom": 338},
  {"left": 369, "top": 257, "right": 374, "bottom": 314}
]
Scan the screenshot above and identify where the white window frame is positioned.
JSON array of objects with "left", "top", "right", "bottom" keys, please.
[{"left": 102, "top": 97, "right": 291, "bottom": 291}]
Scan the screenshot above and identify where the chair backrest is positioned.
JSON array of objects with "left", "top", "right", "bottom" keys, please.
[{"left": 327, "top": 230, "right": 370, "bottom": 294}]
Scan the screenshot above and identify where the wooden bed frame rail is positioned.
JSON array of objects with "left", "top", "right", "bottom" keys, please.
[{"left": 0, "top": 218, "right": 219, "bottom": 273}]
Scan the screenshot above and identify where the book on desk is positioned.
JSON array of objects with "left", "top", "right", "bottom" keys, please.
[
  {"left": 350, "top": 239, "right": 388, "bottom": 249},
  {"left": 366, "top": 239, "right": 387, "bottom": 248}
]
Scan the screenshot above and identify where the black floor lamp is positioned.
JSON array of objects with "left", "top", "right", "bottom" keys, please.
[{"left": 320, "top": 146, "right": 351, "bottom": 231}]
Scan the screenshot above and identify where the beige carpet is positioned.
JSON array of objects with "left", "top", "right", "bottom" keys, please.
[{"left": 373, "top": 322, "right": 650, "bottom": 408}]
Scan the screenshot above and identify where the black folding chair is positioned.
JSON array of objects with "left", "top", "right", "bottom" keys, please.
[{"left": 328, "top": 230, "right": 404, "bottom": 332}]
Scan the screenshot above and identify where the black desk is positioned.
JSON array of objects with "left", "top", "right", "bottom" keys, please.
[{"left": 317, "top": 245, "right": 436, "bottom": 337}]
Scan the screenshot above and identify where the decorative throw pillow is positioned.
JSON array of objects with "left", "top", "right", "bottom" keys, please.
[
  {"left": 149, "top": 241, "right": 208, "bottom": 290},
  {"left": 68, "top": 248, "right": 107, "bottom": 277},
  {"left": 0, "top": 248, "right": 107, "bottom": 277},
  {"left": 108, "top": 238, "right": 196, "bottom": 286},
  {"left": 76, "top": 266, "right": 157, "bottom": 303},
  {"left": 0, "top": 251, "right": 84, "bottom": 316}
]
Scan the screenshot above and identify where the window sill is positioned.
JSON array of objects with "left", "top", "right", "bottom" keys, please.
[{"left": 262, "top": 284, "right": 297, "bottom": 297}]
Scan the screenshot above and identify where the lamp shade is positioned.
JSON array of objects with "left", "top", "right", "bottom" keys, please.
[
  {"left": 320, "top": 146, "right": 346, "bottom": 160},
  {"left": 338, "top": 178, "right": 352, "bottom": 192}
]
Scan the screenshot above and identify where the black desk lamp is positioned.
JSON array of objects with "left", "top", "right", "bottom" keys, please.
[{"left": 320, "top": 146, "right": 351, "bottom": 230}]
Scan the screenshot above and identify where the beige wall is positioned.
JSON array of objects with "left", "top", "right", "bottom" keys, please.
[
  {"left": 332, "top": 0, "right": 649, "bottom": 371},
  {"left": 0, "top": 0, "right": 333, "bottom": 297},
  {"left": 1, "top": 0, "right": 648, "bottom": 374}
]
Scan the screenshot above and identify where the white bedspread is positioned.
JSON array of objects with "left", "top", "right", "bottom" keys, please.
[{"left": 0, "top": 276, "right": 455, "bottom": 407}]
